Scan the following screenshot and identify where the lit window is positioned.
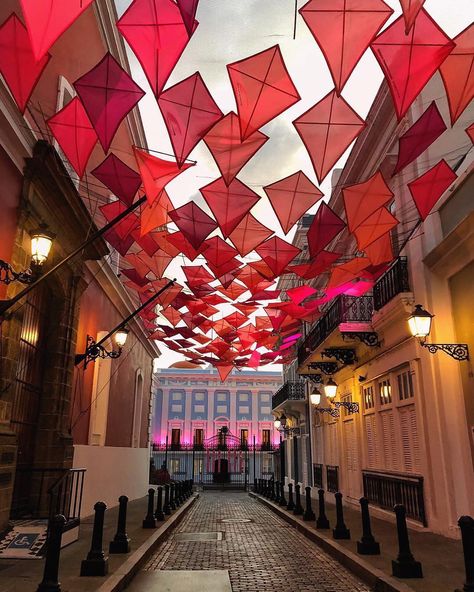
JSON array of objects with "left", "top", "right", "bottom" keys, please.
[
  {"left": 378, "top": 379, "right": 392, "bottom": 405},
  {"left": 363, "top": 386, "right": 375, "bottom": 410},
  {"left": 397, "top": 370, "right": 414, "bottom": 400}
]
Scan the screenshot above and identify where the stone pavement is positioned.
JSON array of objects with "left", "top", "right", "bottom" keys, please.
[{"left": 144, "top": 491, "right": 371, "bottom": 592}]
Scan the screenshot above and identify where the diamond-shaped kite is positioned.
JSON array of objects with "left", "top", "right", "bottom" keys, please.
[
  {"left": 166, "top": 230, "right": 200, "bottom": 260},
  {"left": 229, "top": 214, "right": 273, "bottom": 257},
  {"left": 399, "top": 0, "right": 425, "bottom": 34},
  {"left": 140, "top": 189, "right": 174, "bottom": 236},
  {"left": 255, "top": 237, "right": 301, "bottom": 276},
  {"left": 91, "top": 154, "right": 142, "bottom": 207},
  {"left": 168, "top": 202, "right": 218, "bottom": 250},
  {"left": 176, "top": 0, "right": 199, "bottom": 36},
  {"left": 200, "top": 236, "right": 239, "bottom": 268},
  {"left": 293, "top": 90, "right": 366, "bottom": 184},
  {"left": 289, "top": 250, "right": 341, "bottom": 279},
  {"left": 307, "top": 202, "right": 345, "bottom": 257},
  {"left": 407, "top": 159, "right": 456, "bottom": 220},
  {"left": 343, "top": 171, "right": 393, "bottom": 231},
  {"left": 353, "top": 207, "right": 398, "bottom": 250}
]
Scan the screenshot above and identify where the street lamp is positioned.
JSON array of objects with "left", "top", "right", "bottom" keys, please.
[
  {"left": 274, "top": 419, "right": 281, "bottom": 429},
  {"left": 408, "top": 304, "right": 469, "bottom": 361},
  {"left": 75, "top": 328, "right": 129, "bottom": 368},
  {"left": 324, "top": 377, "right": 338, "bottom": 399},
  {"left": 310, "top": 385, "right": 321, "bottom": 406}
]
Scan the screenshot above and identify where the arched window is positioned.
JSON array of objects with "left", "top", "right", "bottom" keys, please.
[{"left": 132, "top": 369, "right": 144, "bottom": 448}]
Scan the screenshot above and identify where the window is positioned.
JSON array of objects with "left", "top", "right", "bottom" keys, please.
[
  {"left": 261, "top": 394, "right": 270, "bottom": 402},
  {"left": 194, "top": 428, "right": 204, "bottom": 446},
  {"left": 194, "top": 404, "right": 205, "bottom": 413},
  {"left": 169, "top": 458, "right": 180, "bottom": 475},
  {"left": 397, "top": 369, "right": 414, "bottom": 400},
  {"left": 195, "top": 392, "right": 205, "bottom": 401},
  {"left": 131, "top": 369, "right": 144, "bottom": 448},
  {"left": 240, "top": 429, "right": 248, "bottom": 447},
  {"left": 363, "top": 385, "right": 375, "bottom": 410},
  {"left": 216, "top": 405, "right": 227, "bottom": 414},
  {"left": 171, "top": 404, "right": 182, "bottom": 412},
  {"left": 217, "top": 393, "right": 227, "bottom": 401},
  {"left": 262, "top": 429, "right": 271, "bottom": 447},
  {"left": 239, "top": 393, "right": 249, "bottom": 401},
  {"left": 261, "top": 406, "right": 271, "bottom": 414},
  {"left": 171, "top": 429, "right": 181, "bottom": 448},
  {"left": 340, "top": 394, "right": 353, "bottom": 418},
  {"left": 172, "top": 391, "right": 182, "bottom": 400},
  {"left": 378, "top": 378, "right": 392, "bottom": 405},
  {"left": 238, "top": 405, "right": 249, "bottom": 415}
]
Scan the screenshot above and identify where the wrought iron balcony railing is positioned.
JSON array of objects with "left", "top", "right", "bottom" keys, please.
[
  {"left": 272, "top": 381, "right": 306, "bottom": 410},
  {"left": 373, "top": 257, "right": 410, "bottom": 311},
  {"left": 298, "top": 295, "right": 374, "bottom": 365}
]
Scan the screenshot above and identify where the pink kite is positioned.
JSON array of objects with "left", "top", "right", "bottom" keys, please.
[
  {"left": 393, "top": 101, "right": 446, "bottom": 175},
  {"left": 19, "top": 0, "right": 94, "bottom": 60},
  {"left": 293, "top": 90, "right": 366, "bottom": 183},
  {"left": 200, "top": 176, "right": 260, "bottom": 237},
  {"left": 203, "top": 112, "right": 269, "bottom": 185},
  {"left": 407, "top": 159, "right": 456, "bottom": 220},
  {"left": 158, "top": 72, "right": 223, "bottom": 168},
  {"left": 353, "top": 207, "right": 398, "bottom": 250},
  {"left": 117, "top": 0, "right": 190, "bottom": 97},
  {"left": 74, "top": 53, "right": 145, "bottom": 152},
  {"left": 227, "top": 45, "right": 300, "bottom": 140},
  {"left": 439, "top": 25, "right": 474, "bottom": 125},
  {"left": 0, "top": 14, "right": 50, "bottom": 114},
  {"left": 47, "top": 97, "right": 97, "bottom": 178},
  {"left": 229, "top": 214, "right": 273, "bottom": 257},
  {"left": 91, "top": 154, "right": 142, "bottom": 206},
  {"left": 168, "top": 202, "right": 218, "bottom": 249},
  {"left": 399, "top": 0, "right": 426, "bottom": 34},
  {"left": 343, "top": 171, "right": 393, "bottom": 231},
  {"left": 263, "top": 171, "right": 323, "bottom": 234},
  {"left": 176, "top": 0, "right": 199, "bottom": 36},
  {"left": 133, "top": 147, "right": 194, "bottom": 206},
  {"left": 299, "top": 0, "right": 393, "bottom": 94},
  {"left": 307, "top": 202, "right": 345, "bottom": 257},
  {"left": 286, "top": 285, "right": 318, "bottom": 305},
  {"left": 255, "top": 237, "right": 301, "bottom": 276},
  {"left": 371, "top": 9, "right": 454, "bottom": 120}
]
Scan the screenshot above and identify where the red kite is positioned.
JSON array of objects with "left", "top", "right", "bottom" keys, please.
[
  {"left": 229, "top": 213, "right": 273, "bottom": 256},
  {"left": 353, "top": 207, "right": 398, "bottom": 250},
  {"left": 158, "top": 72, "right": 223, "bottom": 167},
  {"left": 176, "top": 0, "right": 199, "bottom": 36},
  {"left": 91, "top": 154, "right": 142, "bottom": 206},
  {"left": 99, "top": 201, "right": 140, "bottom": 239},
  {"left": 286, "top": 285, "right": 317, "bottom": 305},
  {"left": 224, "top": 312, "right": 248, "bottom": 329},
  {"left": 0, "top": 14, "right": 50, "bottom": 114},
  {"left": 182, "top": 265, "right": 215, "bottom": 287},
  {"left": 263, "top": 171, "right": 323, "bottom": 234},
  {"left": 47, "top": 97, "right": 97, "bottom": 178},
  {"left": 407, "top": 159, "right": 456, "bottom": 220},
  {"left": 467, "top": 123, "right": 474, "bottom": 144},
  {"left": 364, "top": 233, "right": 393, "bottom": 266},
  {"left": 293, "top": 90, "right": 366, "bottom": 183},
  {"left": 168, "top": 202, "right": 218, "bottom": 249},
  {"left": 399, "top": 0, "right": 425, "bottom": 34},
  {"left": 200, "top": 236, "right": 239, "bottom": 267},
  {"left": 117, "top": 0, "right": 190, "bottom": 97},
  {"left": 299, "top": 0, "right": 393, "bottom": 94},
  {"left": 203, "top": 112, "right": 269, "bottom": 185},
  {"left": 439, "top": 25, "right": 474, "bottom": 125},
  {"left": 255, "top": 237, "right": 301, "bottom": 276},
  {"left": 393, "top": 101, "right": 446, "bottom": 175},
  {"left": 288, "top": 250, "right": 341, "bottom": 279},
  {"left": 140, "top": 189, "right": 174, "bottom": 236},
  {"left": 343, "top": 171, "right": 393, "bottom": 231},
  {"left": 307, "top": 202, "right": 345, "bottom": 257},
  {"left": 371, "top": 9, "right": 454, "bottom": 120},
  {"left": 103, "top": 228, "right": 134, "bottom": 256},
  {"left": 227, "top": 45, "right": 300, "bottom": 140},
  {"left": 166, "top": 231, "right": 200, "bottom": 260}
]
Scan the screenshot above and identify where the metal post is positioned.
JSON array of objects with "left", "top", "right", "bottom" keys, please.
[
  {"left": 357, "top": 498, "right": 380, "bottom": 555},
  {"left": 142, "top": 489, "right": 157, "bottom": 529},
  {"left": 37, "top": 514, "right": 66, "bottom": 592},
  {"left": 109, "top": 496, "right": 131, "bottom": 553},
  {"left": 391, "top": 504, "right": 423, "bottom": 578},
  {"left": 286, "top": 483, "right": 295, "bottom": 511},
  {"left": 279, "top": 480, "right": 287, "bottom": 507},
  {"left": 316, "top": 489, "right": 330, "bottom": 529},
  {"left": 274, "top": 481, "right": 281, "bottom": 504},
  {"left": 269, "top": 478, "right": 275, "bottom": 501},
  {"left": 169, "top": 483, "right": 176, "bottom": 510},
  {"left": 293, "top": 483, "right": 304, "bottom": 516},
  {"left": 253, "top": 435, "right": 256, "bottom": 486},
  {"left": 333, "top": 492, "right": 350, "bottom": 539},
  {"left": 154, "top": 487, "right": 165, "bottom": 521},
  {"left": 280, "top": 436, "right": 285, "bottom": 483},
  {"left": 164, "top": 435, "right": 169, "bottom": 469},
  {"left": 163, "top": 484, "right": 171, "bottom": 515},
  {"left": 303, "top": 486, "right": 316, "bottom": 521},
  {"left": 80, "top": 502, "right": 109, "bottom": 576},
  {"left": 293, "top": 437, "right": 299, "bottom": 484},
  {"left": 456, "top": 516, "right": 474, "bottom": 592}
]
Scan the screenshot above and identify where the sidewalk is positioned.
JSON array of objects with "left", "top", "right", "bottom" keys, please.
[
  {"left": 0, "top": 491, "right": 198, "bottom": 592},
  {"left": 251, "top": 492, "right": 466, "bottom": 592}
]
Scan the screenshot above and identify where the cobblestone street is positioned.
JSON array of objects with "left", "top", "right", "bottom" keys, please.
[{"left": 144, "top": 492, "right": 371, "bottom": 592}]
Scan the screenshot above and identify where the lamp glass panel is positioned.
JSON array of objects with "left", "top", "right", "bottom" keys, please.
[
  {"left": 114, "top": 329, "right": 129, "bottom": 347},
  {"left": 310, "top": 392, "right": 321, "bottom": 405},
  {"left": 31, "top": 234, "right": 53, "bottom": 265},
  {"left": 408, "top": 314, "right": 432, "bottom": 338}
]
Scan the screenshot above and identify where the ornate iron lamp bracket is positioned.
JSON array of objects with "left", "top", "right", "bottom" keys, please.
[
  {"left": 421, "top": 341, "right": 469, "bottom": 361},
  {"left": 341, "top": 331, "right": 380, "bottom": 347},
  {"left": 331, "top": 401, "right": 360, "bottom": 414},
  {"left": 299, "top": 373, "right": 323, "bottom": 384},
  {"left": 321, "top": 348, "right": 357, "bottom": 365},
  {"left": 315, "top": 407, "right": 340, "bottom": 418},
  {"left": 75, "top": 335, "right": 123, "bottom": 368},
  {"left": 0, "top": 260, "right": 35, "bottom": 285},
  {"left": 307, "top": 361, "right": 340, "bottom": 375}
]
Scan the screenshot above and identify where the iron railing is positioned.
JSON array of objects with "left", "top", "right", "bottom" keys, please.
[
  {"left": 373, "top": 257, "right": 410, "bottom": 310},
  {"left": 362, "top": 469, "right": 426, "bottom": 525},
  {"left": 326, "top": 465, "right": 339, "bottom": 493},
  {"left": 298, "top": 295, "right": 374, "bottom": 365},
  {"left": 313, "top": 463, "right": 323, "bottom": 488},
  {"left": 272, "top": 381, "right": 306, "bottom": 410}
]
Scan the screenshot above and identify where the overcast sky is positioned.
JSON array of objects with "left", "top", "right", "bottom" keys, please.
[{"left": 114, "top": 0, "right": 473, "bottom": 370}]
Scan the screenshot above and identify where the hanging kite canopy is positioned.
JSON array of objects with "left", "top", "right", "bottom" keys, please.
[
  {"left": 91, "top": 154, "right": 142, "bottom": 207},
  {"left": 73, "top": 53, "right": 145, "bottom": 152},
  {"left": 255, "top": 237, "right": 301, "bottom": 276},
  {"left": 0, "top": 14, "right": 50, "bottom": 114},
  {"left": 227, "top": 44, "right": 300, "bottom": 140},
  {"left": 158, "top": 72, "right": 223, "bottom": 168},
  {"left": 19, "top": 0, "right": 95, "bottom": 61},
  {"left": 47, "top": 97, "right": 98, "bottom": 178},
  {"left": 399, "top": 0, "right": 426, "bottom": 34},
  {"left": 353, "top": 207, "right": 398, "bottom": 250},
  {"left": 343, "top": 171, "right": 393, "bottom": 232},
  {"left": 203, "top": 112, "right": 269, "bottom": 185},
  {"left": 263, "top": 171, "right": 322, "bottom": 234},
  {"left": 133, "top": 147, "right": 194, "bottom": 206},
  {"left": 293, "top": 90, "right": 366, "bottom": 184},
  {"left": 393, "top": 101, "right": 446, "bottom": 175},
  {"left": 408, "top": 159, "right": 457, "bottom": 220},
  {"left": 439, "top": 25, "right": 474, "bottom": 125},
  {"left": 200, "top": 176, "right": 260, "bottom": 238},
  {"left": 228, "top": 213, "right": 273, "bottom": 257},
  {"left": 299, "top": 0, "right": 393, "bottom": 95},
  {"left": 168, "top": 202, "right": 218, "bottom": 250},
  {"left": 371, "top": 9, "right": 455, "bottom": 120},
  {"left": 307, "top": 202, "right": 345, "bottom": 258},
  {"left": 117, "top": 0, "right": 191, "bottom": 98},
  {"left": 176, "top": 0, "right": 199, "bottom": 36}
]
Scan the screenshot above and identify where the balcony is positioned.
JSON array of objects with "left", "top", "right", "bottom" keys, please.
[
  {"left": 373, "top": 257, "right": 410, "bottom": 311},
  {"left": 272, "top": 381, "right": 306, "bottom": 410},
  {"left": 298, "top": 295, "right": 374, "bottom": 365}
]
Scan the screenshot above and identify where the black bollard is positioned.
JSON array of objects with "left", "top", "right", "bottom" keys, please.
[
  {"left": 357, "top": 498, "right": 380, "bottom": 555},
  {"left": 80, "top": 502, "right": 109, "bottom": 576},
  {"left": 303, "top": 487, "right": 316, "bottom": 521},
  {"left": 293, "top": 484, "right": 304, "bottom": 515},
  {"left": 333, "top": 492, "right": 350, "bottom": 539},
  {"left": 174, "top": 482, "right": 181, "bottom": 506},
  {"left": 456, "top": 516, "right": 474, "bottom": 592},
  {"left": 155, "top": 486, "right": 165, "bottom": 521},
  {"left": 163, "top": 484, "right": 171, "bottom": 515},
  {"left": 142, "top": 489, "right": 157, "bottom": 529},
  {"left": 392, "top": 504, "right": 423, "bottom": 578},
  {"left": 254, "top": 478, "right": 258, "bottom": 493},
  {"left": 37, "top": 514, "right": 66, "bottom": 592},
  {"left": 279, "top": 481, "right": 287, "bottom": 506},
  {"left": 109, "top": 496, "right": 131, "bottom": 554},
  {"left": 270, "top": 479, "right": 276, "bottom": 501},
  {"left": 316, "top": 489, "right": 330, "bottom": 529},
  {"left": 286, "top": 483, "right": 295, "bottom": 511},
  {"left": 274, "top": 481, "right": 281, "bottom": 504},
  {"left": 169, "top": 483, "right": 176, "bottom": 510}
]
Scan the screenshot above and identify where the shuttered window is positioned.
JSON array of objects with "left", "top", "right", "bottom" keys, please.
[
  {"left": 363, "top": 385, "right": 375, "bottom": 409},
  {"left": 397, "top": 369, "right": 414, "bottom": 400},
  {"left": 400, "top": 405, "right": 421, "bottom": 473},
  {"left": 344, "top": 420, "right": 358, "bottom": 472},
  {"left": 380, "top": 410, "right": 399, "bottom": 470},
  {"left": 364, "top": 414, "right": 379, "bottom": 469}
]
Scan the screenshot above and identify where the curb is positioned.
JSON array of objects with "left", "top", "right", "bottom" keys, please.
[
  {"left": 249, "top": 492, "right": 416, "bottom": 592},
  {"left": 96, "top": 493, "right": 199, "bottom": 592}
]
